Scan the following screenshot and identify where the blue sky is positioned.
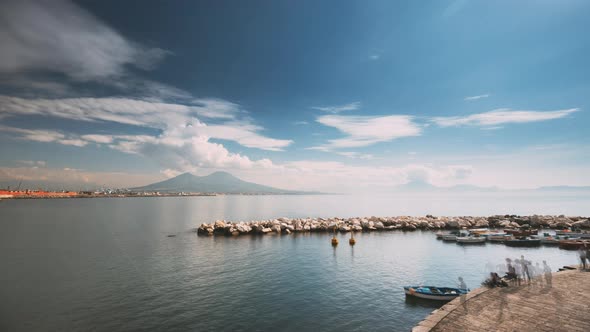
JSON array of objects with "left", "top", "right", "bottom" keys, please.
[{"left": 0, "top": 0, "right": 589, "bottom": 191}]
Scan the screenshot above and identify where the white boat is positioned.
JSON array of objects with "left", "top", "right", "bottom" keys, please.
[
  {"left": 456, "top": 236, "right": 486, "bottom": 244},
  {"left": 442, "top": 234, "right": 457, "bottom": 241},
  {"left": 404, "top": 286, "right": 468, "bottom": 301}
]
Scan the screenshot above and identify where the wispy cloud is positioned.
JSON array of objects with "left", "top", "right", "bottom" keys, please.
[
  {"left": 0, "top": 0, "right": 168, "bottom": 81},
  {"left": 0, "top": 95, "right": 291, "bottom": 151},
  {"left": 16, "top": 160, "right": 46, "bottom": 167},
  {"left": 336, "top": 152, "right": 374, "bottom": 160},
  {"left": 310, "top": 114, "right": 422, "bottom": 150},
  {"left": 432, "top": 108, "right": 580, "bottom": 127},
  {"left": 312, "top": 102, "right": 361, "bottom": 113},
  {"left": 369, "top": 54, "right": 380, "bottom": 60},
  {"left": 293, "top": 121, "right": 309, "bottom": 125},
  {"left": 0, "top": 126, "right": 87, "bottom": 147},
  {"left": 464, "top": 94, "right": 490, "bottom": 101}
]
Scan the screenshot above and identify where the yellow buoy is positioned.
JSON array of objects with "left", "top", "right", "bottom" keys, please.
[
  {"left": 349, "top": 231, "right": 356, "bottom": 245},
  {"left": 331, "top": 226, "right": 339, "bottom": 246}
]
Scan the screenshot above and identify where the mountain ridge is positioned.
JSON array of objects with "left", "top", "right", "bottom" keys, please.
[{"left": 131, "top": 171, "right": 315, "bottom": 194}]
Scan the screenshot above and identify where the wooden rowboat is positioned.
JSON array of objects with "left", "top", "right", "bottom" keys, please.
[{"left": 403, "top": 286, "right": 468, "bottom": 301}]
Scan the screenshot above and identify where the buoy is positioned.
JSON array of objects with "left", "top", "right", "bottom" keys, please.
[
  {"left": 349, "top": 231, "right": 356, "bottom": 245},
  {"left": 331, "top": 227, "right": 339, "bottom": 246},
  {"left": 331, "top": 236, "right": 339, "bottom": 246}
]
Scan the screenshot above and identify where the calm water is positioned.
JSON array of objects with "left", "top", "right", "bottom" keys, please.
[{"left": 0, "top": 195, "right": 586, "bottom": 331}]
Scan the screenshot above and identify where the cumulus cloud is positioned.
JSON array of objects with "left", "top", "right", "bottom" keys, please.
[
  {"left": 432, "top": 108, "right": 580, "bottom": 127},
  {"left": 312, "top": 102, "right": 361, "bottom": 113},
  {"left": 0, "top": 0, "right": 168, "bottom": 81},
  {"left": 311, "top": 114, "right": 422, "bottom": 150}
]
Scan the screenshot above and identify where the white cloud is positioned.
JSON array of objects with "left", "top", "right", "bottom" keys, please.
[
  {"left": 0, "top": 95, "right": 292, "bottom": 151},
  {"left": 311, "top": 114, "right": 422, "bottom": 150},
  {"left": 0, "top": 126, "right": 88, "bottom": 147},
  {"left": 312, "top": 102, "right": 361, "bottom": 113},
  {"left": 293, "top": 121, "right": 309, "bottom": 125},
  {"left": 432, "top": 108, "right": 580, "bottom": 127},
  {"left": 109, "top": 134, "right": 278, "bottom": 173},
  {"left": 336, "top": 152, "right": 374, "bottom": 160},
  {"left": 81, "top": 134, "right": 115, "bottom": 144},
  {"left": 369, "top": 54, "right": 380, "bottom": 60},
  {"left": 464, "top": 94, "right": 490, "bottom": 101},
  {"left": 0, "top": 0, "right": 168, "bottom": 81}
]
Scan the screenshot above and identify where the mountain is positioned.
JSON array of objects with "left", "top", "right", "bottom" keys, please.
[{"left": 132, "top": 171, "right": 312, "bottom": 194}]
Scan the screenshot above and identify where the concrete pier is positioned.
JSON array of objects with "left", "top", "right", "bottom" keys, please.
[{"left": 413, "top": 269, "right": 590, "bottom": 332}]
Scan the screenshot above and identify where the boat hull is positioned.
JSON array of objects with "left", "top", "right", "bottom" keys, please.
[
  {"left": 456, "top": 237, "right": 486, "bottom": 244},
  {"left": 504, "top": 239, "right": 541, "bottom": 247},
  {"left": 559, "top": 240, "right": 590, "bottom": 250}
]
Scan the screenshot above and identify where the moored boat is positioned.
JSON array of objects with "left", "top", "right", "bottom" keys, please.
[
  {"left": 442, "top": 234, "right": 457, "bottom": 241},
  {"left": 504, "top": 237, "right": 541, "bottom": 247},
  {"left": 558, "top": 239, "right": 590, "bottom": 250},
  {"left": 555, "top": 230, "right": 590, "bottom": 239},
  {"left": 403, "top": 286, "right": 468, "bottom": 301},
  {"left": 456, "top": 236, "right": 486, "bottom": 244},
  {"left": 505, "top": 229, "right": 538, "bottom": 237}
]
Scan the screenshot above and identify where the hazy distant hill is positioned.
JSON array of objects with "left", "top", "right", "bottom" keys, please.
[{"left": 132, "top": 171, "right": 312, "bottom": 194}]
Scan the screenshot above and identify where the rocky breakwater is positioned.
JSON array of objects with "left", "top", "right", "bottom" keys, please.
[{"left": 196, "top": 215, "right": 589, "bottom": 236}]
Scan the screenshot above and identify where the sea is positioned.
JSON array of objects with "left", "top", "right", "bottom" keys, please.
[{"left": 1, "top": 193, "right": 588, "bottom": 331}]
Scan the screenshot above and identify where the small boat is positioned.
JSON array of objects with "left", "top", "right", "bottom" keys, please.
[
  {"left": 442, "top": 234, "right": 457, "bottom": 241},
  {"left": 558, "top": 239, "right": 590, "bottom": 250},
  {"left": 456, "top": 236, "right": 486, "bottom": 244},
  {"left": 555, "top": 230, "right": 590, "bottom": 239},
  {"left": 403, "top": 286, "right": 468, "bottom": 301},
  {"left": 538, "top": 233, "right": 565, "bottom": 245},
  {"left": 488, "top": 234, "right": 511, "bottom": 243},
  {"left": 435, "top": 232, "right": 446, "bottom": 239},
  {"left": 442, "top": 230, "right": 468, "bottom": 242},
  {"left": 504, "top": 237, "right": 541, "bottom": 247},
  {"left": 505, "top": 229, "right": 538, "bottom": 237}
]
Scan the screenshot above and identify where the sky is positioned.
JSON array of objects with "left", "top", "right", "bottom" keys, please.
[{"left": 0, "top": 0, "right": 589, "bottom": 192}]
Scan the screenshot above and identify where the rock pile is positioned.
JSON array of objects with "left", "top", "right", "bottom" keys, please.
[{"left": 196, "top": 215, "right": 589, "bottom": 236}]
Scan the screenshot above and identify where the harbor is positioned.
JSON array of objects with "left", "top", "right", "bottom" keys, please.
[{"left": 196, "top": 215, "right": 590, "bottom": 247}]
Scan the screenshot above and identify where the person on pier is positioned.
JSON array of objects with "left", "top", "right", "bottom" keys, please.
[
  {"left": 579, "top": 245, "right": 588, "bottom": 270},
  {"left": 505, "top": 258, "right": 518, "bottom": 286},
  {"left": 543, "top": 261, "right": 552, "bottom": 287}
]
